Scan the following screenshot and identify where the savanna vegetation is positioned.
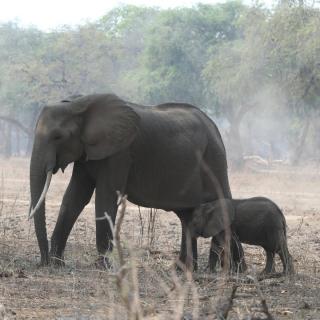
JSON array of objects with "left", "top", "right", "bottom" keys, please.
[{"left": 0, "top": 0, "right": 319, "bottom": 166}]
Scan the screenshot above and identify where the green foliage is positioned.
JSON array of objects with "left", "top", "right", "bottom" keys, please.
[
  {"left": 133, "top": 2, "right": 248, "bottom": 106},
  {"left": 264, "top": 5, "right": 320, "bottom": 112},
  {"left": 203, "top": 5, "right": 269, "bottom": 116},
  {"left": 0, "top": 2, "right": 319, "bottom": 161}
]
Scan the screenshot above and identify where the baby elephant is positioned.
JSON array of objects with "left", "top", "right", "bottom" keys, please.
[
  {"left": 192, "top": 197, "right": 294, "bottom": 274},
  {"left": 190, "top": 199, "right": 247, "bottom": 273}
]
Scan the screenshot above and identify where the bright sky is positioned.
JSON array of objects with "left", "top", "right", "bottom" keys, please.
[{"left": 0, "top": 0, "right": 273, "bottom": 30}]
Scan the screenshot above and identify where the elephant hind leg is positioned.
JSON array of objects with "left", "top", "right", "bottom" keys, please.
[
  {"left": 278, "top": 243, "right": 294, "bottom": 275},
  {"left": 262, "top": 251, "right": 275, "bottom": 274}
]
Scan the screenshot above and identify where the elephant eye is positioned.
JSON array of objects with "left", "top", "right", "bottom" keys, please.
[{"left": 52, "top": 133, "right": 63, "bottom": 141}]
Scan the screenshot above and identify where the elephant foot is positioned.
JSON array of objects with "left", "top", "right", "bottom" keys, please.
[
  {"left": 259, "top": 270, "right": 273, "bottom": 279},
  {"left": 283, "top": 260, "right": 295, "bottom": 275},
  {"left": 38, "top": 252, "right": 50, "bottom": 267},
  {"left": 38, "top": 257, "right": 50, "bottom": 267},
  {"left": 38, "top": 256, "right": 64, "bottom": 268},
  {"left": 49, "top": 255, "right": 65, "bottom": 267},
  {"left": 281, "top": 264, "right": 294, "bottom": 276},
  {"left": 283, "top": 267, "right": 295, "bottom": 276},
  {"left": 95, "top": 255, "right": 112, "bottom": 270},
  {"left": 260, "top": 265, "right": 276, "bottom": 275},
  {"left": 282, "top": 270, "right": 295, "bottom": 277}
]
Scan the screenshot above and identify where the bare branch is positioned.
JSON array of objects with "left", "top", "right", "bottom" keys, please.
[
  {"left": 106, "top": 193, "right": 143, "bottom": 320},
  {"left": 253, "top": 276, "right": 275, "bottom": 320},
  {"left": 0, "top": 115, "right": 32, "bottom": 136},
  {"left": 115, "top": 194, "right": 127, "bottom": 269},
  {"left": 216, "top": 284, "right": 238, "bottom": 320}
]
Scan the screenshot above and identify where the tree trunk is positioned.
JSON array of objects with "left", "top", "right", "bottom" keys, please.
[
  {"left": 225, "top": 103, "right": 250, "bottom": 170},
  {"left": 292, "top": 117, "right": 311, "bottom": 165},
  {"left": 26, "top": 134, "right": 34, "bottom": 156},
  {"left": 4, "top": 123, "right": 12, "bottom": 158},
  {"left": 0, "top": 115, "right": 33, "bottom": 157},
  {"left": 16, "top": 128, "right": 20, "bottom": 156},
  {"left": 227, "top": 120, "right": 244, "bottom": 170}
]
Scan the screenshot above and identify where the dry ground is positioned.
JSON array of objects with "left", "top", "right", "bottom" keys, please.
[{"left": 0, "top": 158, "right": 319, "bottom": 319}]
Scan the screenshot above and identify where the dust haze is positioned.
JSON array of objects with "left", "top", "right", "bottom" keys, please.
[{"left": 0, "top": 1, "right": 319, "bottom": 319}]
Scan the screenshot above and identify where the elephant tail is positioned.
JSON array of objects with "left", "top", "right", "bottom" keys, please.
[{"left": 274, "top": 203, "right": 287, "bottom": 237}]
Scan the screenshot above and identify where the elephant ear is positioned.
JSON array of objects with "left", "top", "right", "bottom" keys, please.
[
  {"left": 194, "top": 199, "right": 235, "bottom": 238},
  {"left": 70, "top": 94, "right": 140, "bottom": 160}
]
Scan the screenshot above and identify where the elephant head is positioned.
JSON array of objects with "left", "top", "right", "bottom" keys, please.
[
  {"left": 190, "top": 199, "right": 235, "bottom": 238},
  {"left": 29, "top": 94, "right": 140, "bottom": 264}
]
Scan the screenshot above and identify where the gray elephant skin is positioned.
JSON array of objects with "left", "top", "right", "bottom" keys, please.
[
  {"left": 191, "top": 197, "right": 294, "bottom": 274},
  {"left": 190, "top": 199, "right": 246, "bottom": 272},
  {"left": 29, "top": 93, "right": 232, "bottom": 266}
]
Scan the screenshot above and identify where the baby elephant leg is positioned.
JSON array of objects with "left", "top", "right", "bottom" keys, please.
[
  {"left": 230, "top": 235, "right": 247, "bottom": 273},
  {"left": 209, "top": 236, "right": 224, "bottom": 273},
  {"left": 209, "top": 232, "right": 245, "bottom": 273}
]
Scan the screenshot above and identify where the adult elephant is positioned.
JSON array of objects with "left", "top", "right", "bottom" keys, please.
[{"left": 29, "top": 93, "right": 232, "bottom": 266}]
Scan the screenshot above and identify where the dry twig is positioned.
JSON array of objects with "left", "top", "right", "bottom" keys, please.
[
  {"left": 216, "top": 284, "right": 238, "bottom": 320},
  {"left": 105, "top": 193, "right": 143, "bottom": 320},
  {"left": 253, "top": 276, "right": 275, "bottom": 320}
]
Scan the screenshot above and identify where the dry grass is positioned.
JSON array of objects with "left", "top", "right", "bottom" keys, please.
[{"left": 0, "top": 158, "right": 319, "bottom": 319}]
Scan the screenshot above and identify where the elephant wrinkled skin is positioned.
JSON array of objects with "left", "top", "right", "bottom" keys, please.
[{"left": 29, "top": 93, "right": 232, "bottom": 266}]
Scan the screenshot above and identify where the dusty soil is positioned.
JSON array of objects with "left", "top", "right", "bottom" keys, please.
[{"left": 0, "top": 158, "right": 319, "bottom": 319}]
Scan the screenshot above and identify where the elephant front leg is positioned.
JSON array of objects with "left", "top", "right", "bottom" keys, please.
[
  {"left": 95, "top": 187, "right": 118, "bottom": 268},
  {"left": 94, "top": 152, "right": 131, "bottom": 267},
  {"left": 50, "top": 163, "right": 95, "bottom": 265},
  {"left": 176, "top": 211, "right": 198, "bottom": 271}
]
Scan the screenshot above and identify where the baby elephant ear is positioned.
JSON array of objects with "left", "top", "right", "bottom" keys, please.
[
  {"left": 70, "top": 94, "right": 140, "bottom": 160},
  {"left": 201, "top": 199, "right": 235, "bottom": 238}
]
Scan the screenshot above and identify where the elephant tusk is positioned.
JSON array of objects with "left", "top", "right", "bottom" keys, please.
[
  {"left": 116, "top": 191, "right": 124, "bottom": 206},
  {"left": 28, "top": 171, "right": 53, "bottom": 220}
]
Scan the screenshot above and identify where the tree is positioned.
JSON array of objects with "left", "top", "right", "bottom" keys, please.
[
  {"left": 0, "top": 3, "right": 319, "bottom": 162},
  {"left": 124, "top": 2, "right": 247, "bottom": 107},
  {"left": 263, "top": 3, "right": 320, "bottom": 163},
  {"left": 203, "top": 5, "right": 269, "bottom": 166}
]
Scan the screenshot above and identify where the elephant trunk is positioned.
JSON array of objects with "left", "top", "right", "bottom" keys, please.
[{"left": 29, "top": 143, "right": 55, "bottom": 265}]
